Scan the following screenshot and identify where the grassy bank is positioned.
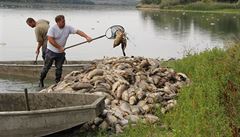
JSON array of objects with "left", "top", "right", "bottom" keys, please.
[
  {"left": 176, "top": 2, "right": 239, "bottom": 10},
  {"left": 165, "top": 50, "right": 229, "bottom": 136},
  {"left": 137, "top": 2, "right": 240, "bottom": 14},
  {"left": 109, "top": 42, "right": 240, "bottom": 136}
]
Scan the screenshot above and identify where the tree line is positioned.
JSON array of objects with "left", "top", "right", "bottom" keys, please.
[
  {"left": 0, "top": 0, "right": 94, "bottom": 4},
  {"left": 141, "top": 0, "right": 239, "bottom": 5}
]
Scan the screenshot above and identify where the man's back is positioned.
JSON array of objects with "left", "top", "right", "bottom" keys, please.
[{"left": 35, "top": 19, "right": 49, "bottom": 43}]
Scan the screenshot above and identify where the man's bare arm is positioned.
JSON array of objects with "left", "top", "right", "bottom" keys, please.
[
  {"left": 76, "top": 30, "right": 92, "bottom": 42},
  {"left": 48, "top": 36, "right": 64, "bottom": 53},
  {"left": 35, "top": 41, "right": 43, "bottom": 55}
]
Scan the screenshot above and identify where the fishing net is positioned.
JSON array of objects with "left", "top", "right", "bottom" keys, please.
[
  {"left": 105, "top": 25, "right": 125, "bottom": 39},
  {"left": 65, "top": 25, "right": 125, "bottom": 50}
]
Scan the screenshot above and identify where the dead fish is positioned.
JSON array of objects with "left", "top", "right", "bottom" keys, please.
[
  {"left": 146, "top": 97, "right": 155, "bottom": 104},
  {"left": 87, "top": 69, "right": 104, "bottom": 79},
  {"left": 113, "top": 30, "right": 127, "bottom": 56},
  {"left": 113, "top": 30, "right": 124, "bottom": 47},
  {"left": 99, "top": 120, "right": 109, "bottom": 130},
  {"left": 119, "top": 101, "right": 131, "bottom": 114},
  {"left": 130, "top": 105, "right": 141, "bottom": 115},
  {"left": 137, "top": 100, "right": 147, "bottom": 108},
  {"left": 144, "top": 114, "right": 159, "bottom": 124},
  {"left": 71, "top": 82, "right": 93, "bottom": 90},
  {"left": 106, "top": 113, "right": 118, "bottom": 126},
  {"left": 112, "top": 81, "right": 121, "bottom": 94},
  {"left": 129, "top": 96, "right": 137, "bottom": 105},
  {"left": 142, "top": 104, "right": 153, "bottom": 114},
  {"left": 119, "top": 119, "right": 129, "bottom": 126},
  {"left": 105, "top": 98, "right": 111, "bottom": 105},
  {"left": 136, "top": 89, "right": 146, "bottom": 100},
  {"left": 94, "top": 117, "right": 104, "bottom": 126},
  {"left": 91, "top": 77, "right": 106, "bottom": 85},
  {"left": 116, "top": 84, "right": 128, "bottom": 99},
  {"left": 115, "top": 124, "right": 123, "bottom": 134},
  {"left": 104, "top": 74, "right": 116, "bottom": 84},
  {"left": 176, "top": 72, "right": 188, "bottom": 82},
  {"left": 114, "top": 63, "right": 132, "bottom": 70},
  {"left": 121, "top": 90, "right": 129, "bottom": 102},
  {"left": 111, "top": 106, "right": 125, "bottom": 120},
  {"left": 125, "top": 115, "right": 140, "bottom": 124}
]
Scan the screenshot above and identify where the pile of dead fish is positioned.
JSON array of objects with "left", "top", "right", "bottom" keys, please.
[{"left": 41, "top": 56, "right": 189, "bottom": 133}]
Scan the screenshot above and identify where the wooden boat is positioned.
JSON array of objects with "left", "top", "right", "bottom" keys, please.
[
  {"left": 0, "top": 60, "right": 94, "bottom": 79},
  {"left": 0, "top": 92, "right": 105, "bottom": 137}
]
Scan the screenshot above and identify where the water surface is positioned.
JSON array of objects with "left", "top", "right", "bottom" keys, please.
[
  {"left": 1, "top": 6, "right": 239, "bottom": 61},
  {"left": 0, "top": 5, "right": 240, "bottom": 91}
]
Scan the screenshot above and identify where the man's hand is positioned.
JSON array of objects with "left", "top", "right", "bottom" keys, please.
[
  {"left": 86, "top": 36, "right": 92, "bottom": 42},
  {"left": 36, "top": 42, "right": 42, "bottom": 55},
  {"left": 48, "top": 36, "right": 65, "bottom": 53},
  {"left": 35, "top": 48, "right": 40, "bottom": 55},
  {"left": 58, "top": 47, "right": 65, "bottom": 53}
]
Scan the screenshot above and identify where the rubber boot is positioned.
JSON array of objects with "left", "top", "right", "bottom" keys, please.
[{"left": 39, "top": 79, "right": 44, "bottom": 88}]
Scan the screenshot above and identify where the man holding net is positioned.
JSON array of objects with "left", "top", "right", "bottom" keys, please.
[{"left": 39, "top": 15, "right": 92, "bottom": 88}]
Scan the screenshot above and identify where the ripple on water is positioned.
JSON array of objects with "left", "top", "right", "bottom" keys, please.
[{"left": 0, "top": 79, "right": 40, "bottom": 92}]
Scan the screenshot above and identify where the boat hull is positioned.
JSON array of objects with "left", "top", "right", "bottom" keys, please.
[
  {"left": 0, "top": 61, "right": 94, "bottom": 79},
  {"left": 0, "top": 93, "right": 105, "bottom": 137}
]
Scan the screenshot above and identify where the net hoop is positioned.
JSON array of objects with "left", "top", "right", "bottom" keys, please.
[{"left": 105, "top": 25, "right": 125, "bottom": 39}]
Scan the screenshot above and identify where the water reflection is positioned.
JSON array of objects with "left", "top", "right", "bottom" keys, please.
[{"left": 141, "top": 11, "right": 240, "bottom": 40}]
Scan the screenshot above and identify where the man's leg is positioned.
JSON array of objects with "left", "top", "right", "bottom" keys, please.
[
  {"left": 42, "top": 50, "right": 46, "bottom": 61},
  {"left": 39, "top": 51, "right": 54, "bottom": 87},
  {"left": 42, "top": 40, "right": 47, "bottom": 61},
  {"left": 55, "top": 53, "right": 65, "bottom": 83}
]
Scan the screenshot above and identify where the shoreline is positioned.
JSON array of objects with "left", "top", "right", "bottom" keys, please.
[
  {"left": 136, "top": 4, "right": 240, "bottom": 14},
  {"left": 0, "top": 2, "right": 136, "bottom": 9},
  {"left": 136, "top": 4, "right": 160, "bottom": 9}
]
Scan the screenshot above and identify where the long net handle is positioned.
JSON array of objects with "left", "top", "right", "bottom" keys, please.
[
  {"left": 64, "top": 25, "right": 124, "bottom": 50},
  {"left": 64, "top": 34, "right": 106, "bottom": 50}
]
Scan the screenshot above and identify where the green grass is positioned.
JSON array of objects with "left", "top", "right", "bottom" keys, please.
[
  {"left": 172, "top": 1, "right": 240, "bottom": 11},
  {"left": 116, "top": 122, "right": 172, "bottom": 137},
  {"left": 161, "top": 43, "right": 240, "bottom": 136},
  {"left": 162, "top": 50, "right": 229, "bottom": 136},
  {"left": 138, "top": 2, "right": 240, "bottom": 14}
]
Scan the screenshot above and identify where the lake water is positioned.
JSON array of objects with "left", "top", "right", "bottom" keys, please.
[
  {"left": 0, "top": 5, "right": 240, "bottom": 91},
  {"left": 0, "top": 77, "right": 38, "bottom": 92}
]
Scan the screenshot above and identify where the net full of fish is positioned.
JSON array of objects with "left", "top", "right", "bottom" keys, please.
[{"left": 113, "top": 30, "right": 127, "bottom": 56}]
